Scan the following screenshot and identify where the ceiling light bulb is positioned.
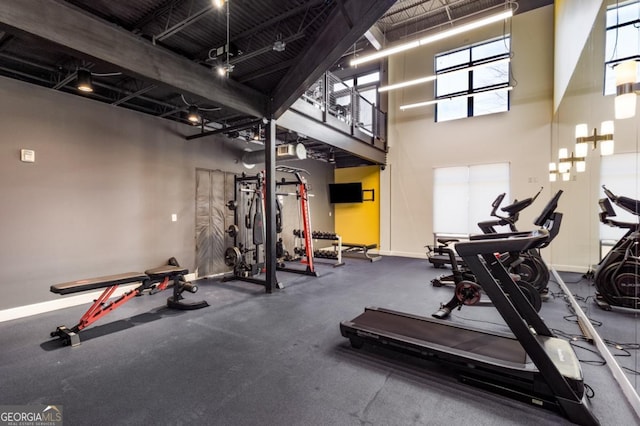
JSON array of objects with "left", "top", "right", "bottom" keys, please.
[
  {"left": 213, "top": 0, "right": 226, "bottom": 8},
  {"left": 76, "top": 69, "right": 93, "bottom": 93},
  {"left": 187, "top": 105, "right": 200, "bottom": 124}
]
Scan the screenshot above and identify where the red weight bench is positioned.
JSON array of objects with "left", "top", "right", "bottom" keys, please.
[{"left": 50, "top": 259, "right": 208, "bottom": 346}]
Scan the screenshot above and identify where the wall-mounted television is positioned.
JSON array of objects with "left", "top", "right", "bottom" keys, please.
[{"left": 329, "top": 182, "right": 363, "bottom": 203}]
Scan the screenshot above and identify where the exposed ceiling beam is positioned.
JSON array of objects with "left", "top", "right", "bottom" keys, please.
[
  {"left": 270, "top": 0, "right": 396, "bottom": 118},
  {"left": 236, "top": 59, "right": 296, "bottom": 83},
  {"left": 232, "top": 0, "right": 325, "bottom": 43},
  {"left": 192, "top": 0, "right": 327, "bottom": 63},
  {"left": 337, "top": 0, "right": 354, "bottom": 29},
  {"left": 364, "top": 24, "right": 385, "bottom": 50},
  {"left": 229, "top": 32, "right": 305, "bottom": 66},
  {"left": 112, "top": 84, "right": 157, "bottom": 106},
  {"left": 186, "top": 118, "right": 265, "bottom": 141},
  {"left": 0, "top": 0, "right": 268, "bottom": 118},
  {"left": 152, "top": 5, "right": 213, "bottom": 43},
  {"left": 132, "top": 0, "right": 185, "bottom": 30},
  {"left": 52, "top": 72, "right": 77, "bottom": 90}
]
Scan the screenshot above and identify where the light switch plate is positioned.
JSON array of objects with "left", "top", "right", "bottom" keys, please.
[{"left": 20, "top": 149, "right": 35, "bottom": 163}]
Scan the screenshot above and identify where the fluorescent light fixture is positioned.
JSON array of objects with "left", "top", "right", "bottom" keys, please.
[
  {"left": 378, "top": 75, "right": 436, "bottom": 92},
  {"left": 351, "top": 9, "right": 513, "bottom": 66},
  {"left": 351, "top": 41, "right": 420, "bottom": 66},
  {"left": 399, "top": 99, "right": 439, "bottom": 110},
  {"left": 399, "top": 86, "right": 512, "bottom": 111},
  {"left": 380, "top": 58, "right": 510, "bottom": 93}
]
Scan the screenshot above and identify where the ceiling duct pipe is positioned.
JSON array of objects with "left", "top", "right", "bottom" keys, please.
[{"left": 242, "top": 143, "right": 307, "bottom": 168}]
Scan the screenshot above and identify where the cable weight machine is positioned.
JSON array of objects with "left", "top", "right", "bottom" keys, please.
[{"left": 222, "top": 172, "right": 282, "bottom": 290}]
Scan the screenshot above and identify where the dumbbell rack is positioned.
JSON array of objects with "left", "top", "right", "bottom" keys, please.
[{"left": 311, "top": 231, "right": 344, "bottom": 267}]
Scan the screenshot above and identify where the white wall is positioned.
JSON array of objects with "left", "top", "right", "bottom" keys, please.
[{"left": 381, "top": 6, "right": 555, "bottom": 259}]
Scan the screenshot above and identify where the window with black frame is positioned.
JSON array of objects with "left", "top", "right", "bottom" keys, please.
[
  {"left": 603, "top": 0, "right": 640, "bottom": 96},
  {"left": 435, "top": 36, "right": 511, "bottom": 122}
]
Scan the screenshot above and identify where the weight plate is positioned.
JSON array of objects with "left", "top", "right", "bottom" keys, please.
[
  {"left": 227, "top": 224, "right": 239, "bottom": 238},
  {"left": 224, "top": 246, "right": 241, "bottom": 267}
]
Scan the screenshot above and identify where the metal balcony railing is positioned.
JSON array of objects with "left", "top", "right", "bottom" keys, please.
[{"left": 298, "top": 71, "right": 387, "bottom": 151}]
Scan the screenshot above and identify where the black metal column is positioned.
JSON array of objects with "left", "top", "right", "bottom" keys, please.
[{"left": 264, "top": 118, "right": 278, "bottom": 292}]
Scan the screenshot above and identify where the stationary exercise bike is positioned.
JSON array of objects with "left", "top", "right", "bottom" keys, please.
[
  {"left": 594, "top": 185, "right": 640, "bottom": 310},
  {"left": 432, "top": 190, "right": 563, "bottom": 319},
  {"left": 430, "top": 188, "right": 546, "bottom": 289},
  {"left": 431, "top": 188, "right": 550, "bottom": 290}
]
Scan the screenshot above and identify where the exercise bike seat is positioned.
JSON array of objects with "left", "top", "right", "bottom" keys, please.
[{"left": 437, "top": 238, "right": 459, "bottom": 245}]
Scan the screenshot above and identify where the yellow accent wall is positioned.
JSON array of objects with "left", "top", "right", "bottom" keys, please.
[{"left": 334, "top": 165, "right": 380, "bottom": 246}]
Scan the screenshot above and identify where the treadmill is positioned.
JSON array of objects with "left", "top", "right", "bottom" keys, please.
[{"left": 340, "top": 227, "right": 599, "bottom": 425}]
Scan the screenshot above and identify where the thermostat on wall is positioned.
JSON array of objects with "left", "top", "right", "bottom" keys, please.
[{"left": 20, "top": 149, "right": 35, "bottom": 163}]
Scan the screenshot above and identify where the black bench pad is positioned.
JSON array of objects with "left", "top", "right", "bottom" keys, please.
[
  {"left": 346, "top": 243, "right": 376, "bottom": 249},
  {"left": 51, "top": 272, "right": 148, "bottom": 295},
  {"left": 334, "top": 243, "right": 377, "bottom": 249},
  {"left": 144, "top": 265, "right": 188, "bottom": 279}
]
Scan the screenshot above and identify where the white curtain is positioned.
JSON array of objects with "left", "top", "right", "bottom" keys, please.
[{"left": 434, "top": 163, "right": 510, "bottom": 234}]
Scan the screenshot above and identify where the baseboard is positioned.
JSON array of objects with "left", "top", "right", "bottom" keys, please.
[
  {"left": 549, "top": 264, "right": 591, "bottom": 274},
  {"left": 378, "top": 250, "right": 428, "bottom": 259},
  {"left": 0, "top": 284, "right": 140, "bottom": 324}
]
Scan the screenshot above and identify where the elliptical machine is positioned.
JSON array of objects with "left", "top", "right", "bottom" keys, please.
[
  {"left": 594, "top": 185, "right": 640, "bottom": 310},
  {"left": 432, "top": 190, "right": 563, "bottom": 319}
]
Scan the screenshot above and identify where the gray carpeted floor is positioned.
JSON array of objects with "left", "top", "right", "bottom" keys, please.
[{"left": 0, "top": 256, "right": 637, "bottom": 425}]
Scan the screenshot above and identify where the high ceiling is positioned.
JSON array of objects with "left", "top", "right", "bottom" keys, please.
[{"left": 0, "top": 0, "right": 552, "bottom": 166}]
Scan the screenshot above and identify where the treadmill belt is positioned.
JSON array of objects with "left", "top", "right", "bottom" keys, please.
[{"left": 352, "top": 310, "right": 527, "bottom": 364}]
